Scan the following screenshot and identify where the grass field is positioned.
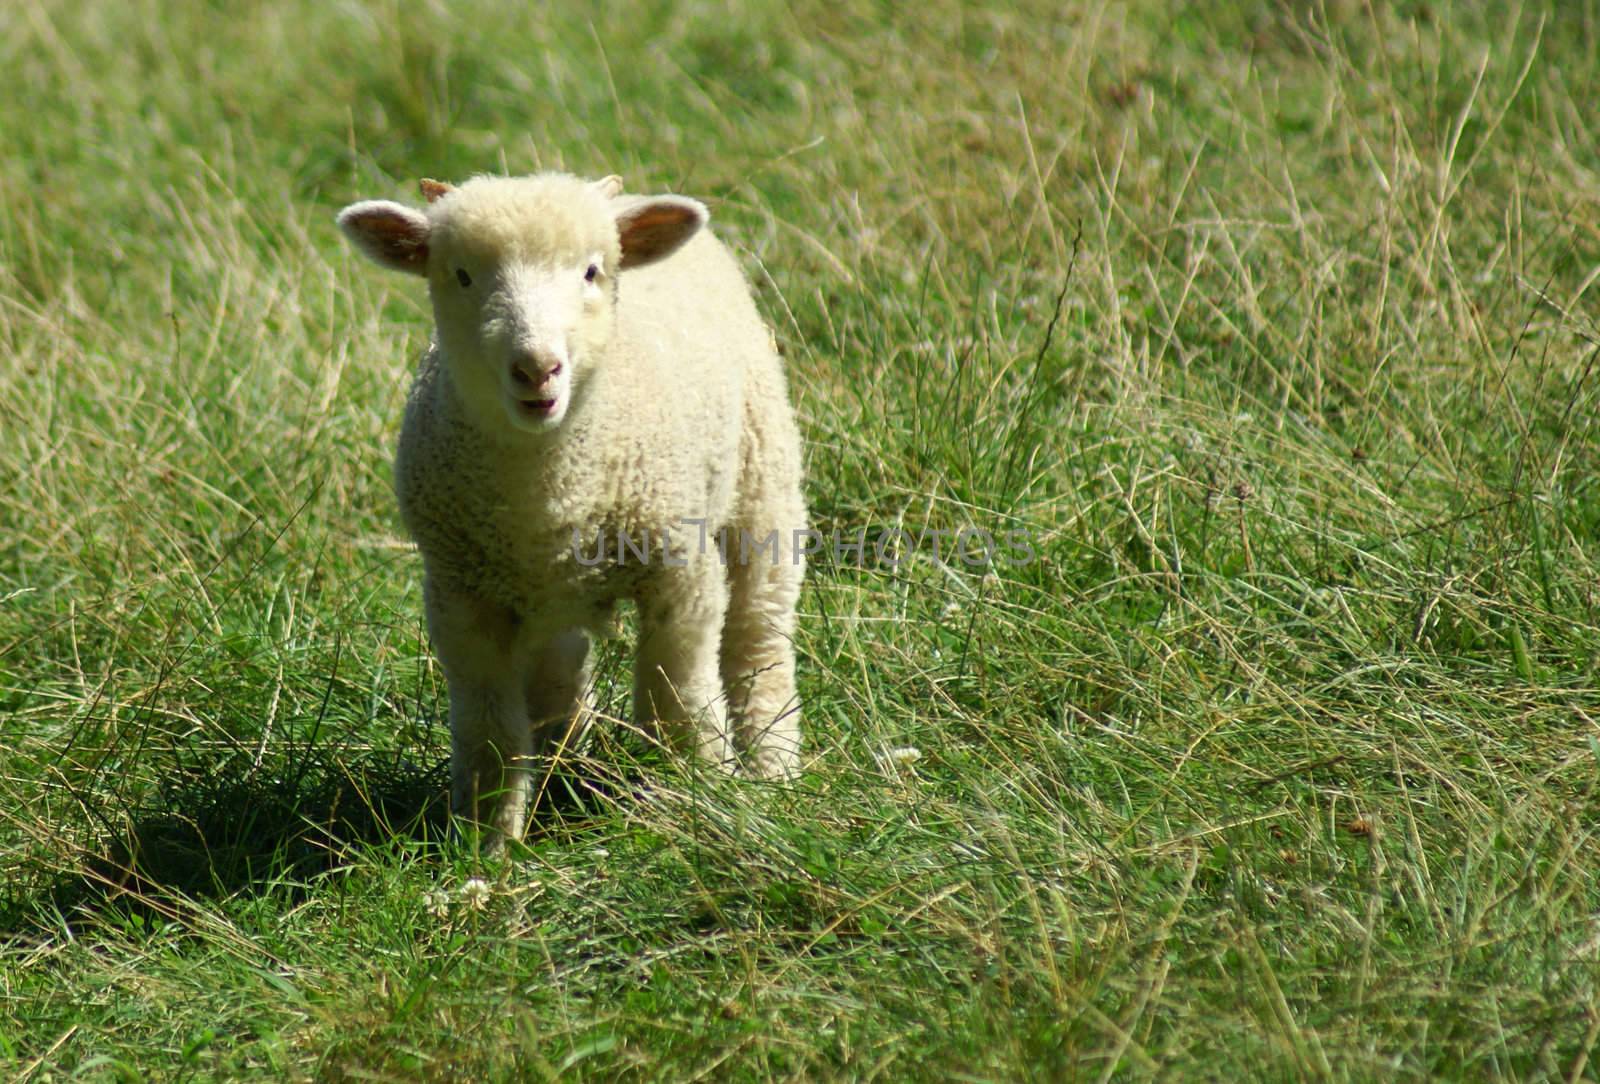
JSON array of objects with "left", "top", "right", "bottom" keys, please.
[{"left": 4, "top": 0, "right": 1600, "bottom": 1078}]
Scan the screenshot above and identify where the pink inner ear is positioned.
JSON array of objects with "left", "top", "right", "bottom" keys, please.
[
  {"left": 618, "top": 203, "right": 703, "bottom": 269},
  {"left": 355, "top": 209, "right": 429, "bottom": 270}
]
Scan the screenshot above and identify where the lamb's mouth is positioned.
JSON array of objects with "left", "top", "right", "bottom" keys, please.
[{"left": 514, "top": 396, "right": 559, "bottom": 419}]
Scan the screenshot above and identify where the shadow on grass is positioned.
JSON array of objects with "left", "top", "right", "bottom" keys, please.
[{"left": 0, "top": 743, "right": 613, "bottom": 938}]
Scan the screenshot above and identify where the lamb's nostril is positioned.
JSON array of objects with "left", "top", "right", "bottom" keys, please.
[{"left": 511, "top": 351, "right": 562, "bottom": 389}]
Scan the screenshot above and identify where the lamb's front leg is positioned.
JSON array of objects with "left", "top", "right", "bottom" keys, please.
[
  {"left": 634, "top": 569, "right": 733, "bottom": 770},
  {"left": 424, "top": 576, "right": 531, "bottom": 842}
]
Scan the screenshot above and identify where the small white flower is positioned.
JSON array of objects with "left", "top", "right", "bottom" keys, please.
[
  {"left": 876, "top": 745, "right": 923, "bottom": 776},
  {"left": 422, "top": 887, "right": 450, "bottom": 920},
  {"left": 459, "top": 877, "right": 492, "bottom": 912}
]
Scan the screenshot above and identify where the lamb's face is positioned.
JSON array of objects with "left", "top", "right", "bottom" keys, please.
[
  {"left": 338, "top": 173, "right": 708, "bottom": 439},
  {"left": 428, "top": 231, "right": 612, "bottom": 435}
]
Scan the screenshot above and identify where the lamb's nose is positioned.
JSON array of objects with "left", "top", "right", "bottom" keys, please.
[{"left": 510, "top": 352, "right": 562, "bottom": 388}]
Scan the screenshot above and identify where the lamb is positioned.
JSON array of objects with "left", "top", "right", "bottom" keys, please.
[{"left": 337, "top": 171, "right": 807, "bottom": 842}]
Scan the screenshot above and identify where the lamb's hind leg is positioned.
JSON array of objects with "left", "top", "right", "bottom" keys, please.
[
  {"left": 525, "top": 629, "right": 593, "bottom": 749},
  {"left": 634, "top": 569, "right": 734, "bottom": 769},
  {"left": 721, "top": 533, "right": 804, "bottom": 779},
  {"left": 523, "top": 628, "right": 594, "bottom": 804}
]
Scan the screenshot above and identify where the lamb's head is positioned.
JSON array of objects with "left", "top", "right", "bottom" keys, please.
[{"left": 338, "top": 172, "right": 706, "bottom": 435}]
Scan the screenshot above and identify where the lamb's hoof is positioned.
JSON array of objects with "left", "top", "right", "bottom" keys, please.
[{"left": 743, "top": 746, "right": 802, "bottom": 782}]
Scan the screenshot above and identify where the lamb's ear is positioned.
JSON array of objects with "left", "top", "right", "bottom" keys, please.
[
  {"left": 615, "top": 196, "right": 707, "bottom": 270},
  {"left": 336, "top": 200, "right": 431, "bottom": 276},
  {"left": 420, "top": 178, "right": 455, "bottom": 203},
  {"left": 590, "top": 174, "right": 624, "bottom": 199}
]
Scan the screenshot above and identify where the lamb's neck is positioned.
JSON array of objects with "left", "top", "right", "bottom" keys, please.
[
  {"left": 422, "top": 375, "right": 522, "bottom": 476},
  {"left": 426, "top": 351, "right": 598, "bottom": 487}
]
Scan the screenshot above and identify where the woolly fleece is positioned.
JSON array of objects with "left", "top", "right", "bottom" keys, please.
[{"left": 339, "top": 173, "right": 806, "bottom": 840}]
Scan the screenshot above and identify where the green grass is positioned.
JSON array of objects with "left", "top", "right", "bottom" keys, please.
[{"left": 4, "top": 0, "right": 1600, "bottom": 1078}]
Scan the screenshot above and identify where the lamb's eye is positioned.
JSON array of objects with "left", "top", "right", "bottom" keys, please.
[
  {"left": 455, "top": 268, "right": 472, "bottom": 288},
  {"left": 584, "top": 264, "right": 600, "bottom": 284}
]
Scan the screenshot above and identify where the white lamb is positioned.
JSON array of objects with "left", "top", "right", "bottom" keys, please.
[{"left": 337, "top": 171, "right": 807, "bottom": 841}]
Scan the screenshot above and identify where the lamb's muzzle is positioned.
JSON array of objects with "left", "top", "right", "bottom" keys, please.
[
  {"left": 509, "top": 350, "right": 562, "bottom": 390},
  {"left": 509, "top": 349, "right": 564, "bottom": 419}
]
